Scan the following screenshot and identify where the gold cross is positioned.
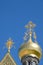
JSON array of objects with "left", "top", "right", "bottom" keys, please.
[{"left": 6, "top": 38, "right": 14, "bottom": 53}]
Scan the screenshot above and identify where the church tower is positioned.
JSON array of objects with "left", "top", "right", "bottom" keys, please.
[{"left": 18, "top": 21, "right": 42, "bottom": 65}]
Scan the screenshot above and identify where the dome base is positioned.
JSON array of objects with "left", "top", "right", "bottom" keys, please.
[{"left": 21, "top": 55, "right": 39, "bottom": 65}]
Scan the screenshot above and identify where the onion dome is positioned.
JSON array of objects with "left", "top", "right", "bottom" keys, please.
[{"left": 18, "top": 21, "right": 42, "bottom": 60}]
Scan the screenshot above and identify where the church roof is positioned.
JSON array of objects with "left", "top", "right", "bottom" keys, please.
[{"left": 0, "top": 52, "right": 17, "bottom": 65}]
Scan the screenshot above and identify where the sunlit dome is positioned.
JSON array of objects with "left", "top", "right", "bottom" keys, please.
[{"left": 18, "top": 21, "right": 42, "bottom": 60}]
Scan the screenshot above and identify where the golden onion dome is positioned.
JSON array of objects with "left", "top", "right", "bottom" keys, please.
[
  {"left": 19, "top": 38, "right": 42, "bottom": 60},
  {"left": 18, "top": 21, "right": 42, "bottom": 60}
]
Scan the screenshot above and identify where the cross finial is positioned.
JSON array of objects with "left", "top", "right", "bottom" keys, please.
[
  {"left": 24, "top": 21, "right": 36, "bottom": 42},
  {"left": 25, "top": 21, "right": 36, "bottom": 29},
  {"left": 26, "top": 21, "right": 36, "bottom": 36},
  {"left": 6, "top": 38, "right": 14, "bottom": 53}
]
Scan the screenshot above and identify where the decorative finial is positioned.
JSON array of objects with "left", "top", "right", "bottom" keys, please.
[
  {"left": 6, "top": 38, "right": 14, "bottom": 53},
  {"left": 25, "top": 21, "right": 36, "bottom": 31},
  {"left": 24, "top": 21, "right": 36, "bottom": 42}
]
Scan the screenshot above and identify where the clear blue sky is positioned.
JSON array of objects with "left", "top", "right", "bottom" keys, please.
[{"left": 0, "top": 0, "right": 43, "bottom": 65}]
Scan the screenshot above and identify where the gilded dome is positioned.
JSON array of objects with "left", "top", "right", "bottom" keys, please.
[
  {"left": 18, "top": 21, "right": 42, "bottom": 60},
  {"left": 19, "top": 39, "right": 42, "bottom": 60}
]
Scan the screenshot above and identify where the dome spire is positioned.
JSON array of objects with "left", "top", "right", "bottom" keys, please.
[{"left": 24, "top": 21, "right": 36, "bottom": 42}]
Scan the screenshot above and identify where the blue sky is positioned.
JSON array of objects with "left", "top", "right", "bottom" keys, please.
[{"left": 0, "top": 0, "right": 43, "bottom": 65}]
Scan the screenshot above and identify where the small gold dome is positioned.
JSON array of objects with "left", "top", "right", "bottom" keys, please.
[{"left": 19, "top": 39, "right": 42, "bottom": 60}]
